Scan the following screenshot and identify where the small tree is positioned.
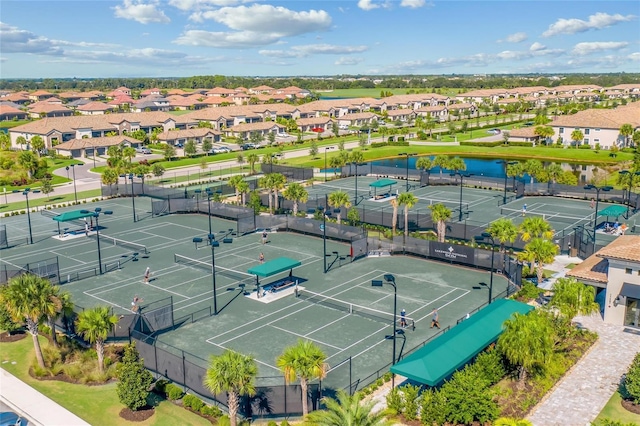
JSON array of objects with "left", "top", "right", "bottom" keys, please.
[
  {"left": 162, "top": 144, "right": 176, "bottom": 161},
  {"left": 184, "top": 139, "right": 197, "bottom": 157},
  {"left": 309, "top": 141, "right": 318, "bottom": 158},
  {"left": 117, "top": 343, "right": 153, "bottom": 411},
  {"left": 151, "top": 163, "right": 165, "bottom": 177},
  {"left": 40, "top": 176, "right": 54, "bottom": 201},
  {"left": 202, "top": 139, "right": 213, "bottom": 153},
  {"left": 623, "top": 352, "right": 640, "bottom": 405}
]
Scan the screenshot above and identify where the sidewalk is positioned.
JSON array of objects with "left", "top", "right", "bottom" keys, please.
[{"left": 0, "top": 369, "right": 90, "bottom": 426}]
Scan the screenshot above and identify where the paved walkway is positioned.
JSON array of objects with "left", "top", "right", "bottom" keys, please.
[
  {"left": 0, "top": 369, "right": 90, "bottom": 426},
  {"left": 527, "top": 313, "right": 640, "bottom": 425}
]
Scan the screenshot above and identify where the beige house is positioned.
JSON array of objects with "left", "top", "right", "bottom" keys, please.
[
  {"left": 567, "top": 236, "right": 640, "bottom": 327},
  {"left": 156, "top": 128, "right": 221, "bottom": 146},
  {"left": 54, "top": 135, "right": 141, "bottom": 159},
  {"left": 337, "top": 112, "right": 377, "bottom": 127},
  {"left": 296, "top": 117, "right": 332, "bottom": 133},
  {"left": 223, "top": 122, "right": 285, "bottom": 141}
]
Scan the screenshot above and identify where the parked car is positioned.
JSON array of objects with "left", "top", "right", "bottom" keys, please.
[
  {"left": 241, "top": 143, "right": 260, "bottom": 150},
  {"left": 0, "top": 411, "right": 27, "bottom": 426},
  {"left": 276, "top": 132, "right": 289, "bottom": 138},
  {"left": 209, "top": 146, "right": 232, "bottom": 154},
  {"left": 135, "top": 147, "right": 151, "bottom": 154},
  {"left": 339, "top": 124, "right": 349, "bottom": 130},
  {"left": 175, "top": 142, "right": 184, "bottom": 148}
]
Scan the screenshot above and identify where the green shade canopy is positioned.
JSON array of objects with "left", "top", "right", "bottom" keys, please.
[
  {"left": 51, "top": 210, "right": 97, "bottom": 222},
  {"left": 597, "top": 205, "right": 627, "bottom": 217},
  {"left": 247, "top": 257, "right": 301, "bottom": 278},
  {"left": 390, "top": 299, "right": 533, "bottom": 386},
  {"left": 369, "top": 179, "right": 397, "bottom": 188}
]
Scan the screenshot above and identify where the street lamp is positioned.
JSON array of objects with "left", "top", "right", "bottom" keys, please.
[
  {"left": 207, "top": 233, "right": 220, "bottom": 315},
  {"left": 497, "top": 160, "right": 517, "bottom": 205},
  {"left": 618, "top": 170, "right": 640, "bottom": 219},
  {"left": 128, "top": 173, "right": 137, "bottom": 222},
  {"left": 322, "top": 194, "right": 328, "bottom": 273},
  {"left": 584, "top": 184, "right": 613, "bottom": 253},
  {"left": 398, "top": 153, "right": 416, "bottom": 192},
  {"left": 66, "top": 164, "right": 78, "bottom": 204},
  {"left": 89, "top": 207, "right": 113, "bottom": 274},
  {"left": 351, "top": 160, "right": 366, "bottom": 206},
  {"left": 22, "top": 188, "right": 39, "bottom": 244},
  {"left": 205, "top": 188, "right": 214, "bottom": 236},
  {"left": 451, "top": 172, "right": 473, "bottom": 222},
  {"left": 194, "top": 188, "right": 201, "bottom": 211},
  {"left": 474, "top": 232, "right": 495, "bottom": 304},
  {"left": 324, "top": 147, "right": 335, "bottom": 182},
  {"left": 372, "top": 274, "right": 398, "bottom": 386}
]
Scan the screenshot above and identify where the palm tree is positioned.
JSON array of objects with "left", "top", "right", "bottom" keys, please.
[
  {"left": 44, "top": 286, "right": 72, "bottom": 349},
  {"left": 17, "top": 151, "right": 38, "bottom": 179},
  {"left": 486, "top": 217, "right": 518, "bottom": 253},
  {"left": 228, "top": 175, "right": 245, "bottom": 203},
  {"left": 304, "top": 389, "right": 393, "bottom": 426},
  {"left": 30, "top": 135, "right": 45, "bottom": 156},
  {"left": 390, "top": 198, "right": 399, "bottom": 234},
  {"left": 519, "top": 217, "right": 553, "bottom": 242},
  {"left": 533, "top": 125, "right": 554, "bottom": 145},
  {"left": 429, "top": 203, "right": 451, "bottom": 242},
  {"left": 76, "top": 306, "right": 118, "bottom": 373},
  {"left": 271, "top": 173, "right": 287, "bottom": 211},
  {"left": 277, "top": 340, "right": 328, "bottom": 416},
  {"left": 204, "top": 350, "right": 257, "bottom": 426},
  {"left": 329, "top": 156, "right": 342, "bottom": 178},
  {"left": 448, "top": 157, "right": 466, "bottom": 173},
  {"left": 123, "top": 146, "right": 137, "bottom": 164},
  {"left": 620, "top": 123, "right": 633, "bottom": 148},
  {"left": 283, "top": 182, "right": 308, "bottom": 216},
  {"left": 524, "top": 159, "right": 543, "bottom": 187},
  {"left": 549, "top": 277, "right": 599, "bottom": 320},
  {"left": 328, "top": 191, "right": 351, "bottom": 224},
  {"left": 398, "top": 192, "right": 418, "bottom": 237},
  {"left": 498, "top": 310, "right": 554, "bottom": 387},
  {"left": 544, "top": 163, "right": 563, "bottom": 185},
  {"left": 349, "top": 150, "right": 365, "bottom": 166},
  {"left": 0, "top": 273, "right": 61, "bottom": 368},
  {"left": 570, "top": 129, "right": 584, "bottom": 147},
  {"left": 102, "top": 168, "right": 119, "bottom": 193},
  {"left": 415, "top": 157, "right": 433, "bottom": 183},
  {"left": 246, "top": 153, "right": 259, "bottom": 174},
  {"left": 236, "top": 180, "right": 250, "bottom": 206},
  {"left": 433, "top": 155, "right": 449, "bottom": 180},
  {"left": 521, "top": 237, "right": 559, "bottom": 285},
  {"left": 259, "top": 174, "right": 275, "bottom": 214}
]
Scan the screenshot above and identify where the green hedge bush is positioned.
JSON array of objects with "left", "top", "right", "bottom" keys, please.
[
  {"left": 183, "top": 394, "right": 204, "bottom": 411},
  {"left": 165, "top": 383, "right": 185, "bottom": 401}
]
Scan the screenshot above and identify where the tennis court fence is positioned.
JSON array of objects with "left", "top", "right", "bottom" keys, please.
[
  {"left": 0, "top": 256, "right": 61, "bottom": 285},
  {"left": 174, "top": 253, "right": 255, "bottom": 287},
  {"left": 296, "top": 289, "right": 416, "bottom": 330},
  {"left": 500, "top": 207, "right": 594, "bottom": 225}
]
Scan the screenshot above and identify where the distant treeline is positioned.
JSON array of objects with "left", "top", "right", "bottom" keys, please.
[{"left": 1, "top": 73, "right": 638, "bottom": 92}]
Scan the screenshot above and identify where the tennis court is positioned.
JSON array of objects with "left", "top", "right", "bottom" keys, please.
[{"left": 1, "top": 197, "right": 509, "bottom": 391}]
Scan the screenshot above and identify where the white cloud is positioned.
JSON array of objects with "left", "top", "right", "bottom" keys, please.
[
  {"left": 113, "top": 0, "right": 170, "bottom": 24},
  {"left": 529, "top": 42, "right": 546, "bottom": 51},
  {"left": 0, "top": 22, "right": 62, "bottom": 55},
  {"left": 358, "top": 0, "right": 380, "bottom": 11},
  {"left": 259, "top": 44, "right": 368, "bottom": 58},
  {"left": 335, "top": 57, "right": 364, "bottom": 65},
  {"left": 503, "top": 32, "right": 528, "bottom": 43},
  {"left": 497, "top": 50, "right": 530, "bottom": 60},
  {"left": 629, "top": 52, "right": 640, "bottom": 61},
  {"left": 174, "top": 30, "right": 280, "bottom": 48},
  {"left": 51, "top": 39, "right": 120, "bottom": 48},
  {"left": 434, "top": 53, "right": 494, "bottom": 68},
  {"left": 0, "top": 57, "right": 7, "bottom": 62},
  {"left": 400, "top": 0, "right": 426, "bottom": 8},
  {"left": 168, "top": 0, "right": 248, "bottom": 12},
  {"left": 542, "top": 12, "right": 636, "bottom": 37},
  {"left": 572, "top": 41, "right": 629, "bottom": 55},
  {"left": 43, "top": 47, "right": 223, "bottom": 67}
]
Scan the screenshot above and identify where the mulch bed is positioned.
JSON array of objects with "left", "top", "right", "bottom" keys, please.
[
  {"left": 119, "top": 407, "right": 155, "bottom": 422},
  {"left": 0, "top": 331, "right": 27, "bottom": 343},
  {"left": 621, "top": 399, "right": 640, "bottom": 415}
]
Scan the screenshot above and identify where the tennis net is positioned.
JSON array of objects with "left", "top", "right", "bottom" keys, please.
[
  {"left": 94, "top": 235, "right": 148, "bottom": 254},
  {"left": 419, "top": 197, "right": 468, "bottom": 212},
  {"left": 174, "top": 253, "right": 255, "bottom": 285},
  {"left": 500, "top": 207, "right": 593, "bottom": 224},
  {"left": 296, "top": 289, "right": 415, "bottom": 330},
  {"left": 40, "top": 209, "right": 59, "bottom": 218}
]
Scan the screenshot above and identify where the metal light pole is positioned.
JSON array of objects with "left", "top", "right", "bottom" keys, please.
[
  {"left": 324, "top": 147, "right": 334, "bottom": 182},
  {"left": 451, "top": 172, "right": 473, "bottom": 222},
  {"left": 91, "top": 207, "right": 113, "bottom": 274},
  {"left": 372, "top": 274, "right": 398, "bottom": 387},
  {"left": 195, "top": 189, "right": 201, "bottom": 211},
  {"left": 208, "top": 233, "right": 219, "bottom": 315},
  {"left": 398, "top": 153, "right": 416, "bottom": 192},
  {"left": 206, "top": 189, "right": 213, "bottom": 236},
  {"left": 475, "top": 232, "right": 495, "bottom": 304},
  {"left": 584, "top": 184, "right": 612, "bottom": 253},
  {"left": 619, "top": 170, "right": 640, "bottom": 219},
  {"left": 70, "top": 164, "right": 78, "bottom": 204},
  {"left": 129, "top": 173, "right": 136, "bottom": 222},
  {"left": 497, "top": 160, "right": 517, "bottom": 205},
  {"left": 23, "top": 188, "right": 37, "bottom": 244},
  {"left": 323, "top": 194, "right": 328, "bottom": 273}
]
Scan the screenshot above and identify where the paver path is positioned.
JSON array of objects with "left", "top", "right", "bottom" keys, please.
[{"left": 527, "top": 314, "right": 640, "bottom": 426}]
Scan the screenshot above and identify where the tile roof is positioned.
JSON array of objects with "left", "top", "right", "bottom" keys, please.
[
  {"left": 28, "top": 104, "right": 71, "bottom": 114},
  {"left": 55, "top": 135, "right": 139, "bottom": 150},
  {"left": 296, "top": 117, "right": 332, "bottom": 126},
  {"left": 566, "top": 235, "right": 640, "bottom": 283},
  {"left": 508, "top": 127, "right": 538, "bottom": 138},
  {"left": 77, "top": 102, "right": 114, "bottom": 112},
  {"left": 339, "top": 112, "right": 376, "bottom": 120},
  {"left": 156, "top": 128, "right": 221, "bottom": 141},
  {"left": 227, "top": 122, "right": 285, "bottom": 132},
  {"left": 0, "top": 105, "right": 26, "bottom": 115},
  {"left": 551, "top": 102, "right": 640, "bottom": 130}
]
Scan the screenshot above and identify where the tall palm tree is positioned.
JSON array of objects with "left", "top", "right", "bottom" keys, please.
[
  {"left": 204, "top": 350, "right": 257, "bottom": 426},
  {"left": 533, "top": 125, "right": 554, "bottom": 145},
  {"left": 415, "top": 156, "right": 433, "bottom": 183},
  {"left": 545, "top": 163, "right": 563, "bottom": 185},
  {"left": 521, "top": 237, "right": 559, "bottom": 285},
  {"left": 304, "top": 389, "right": 393, "bottom": 426},
  {"left": 448, "top": 157, "right": 466, "bottom": 173},
  {"left": 486, "top": 218, "right": 518, "bottom": 253},
  {"left": 549, "top": 277, "right": 600, "bottom": 320},
  {"left": 429, "top": 203, "right": 451, "bottom": 242},
  {"left": 246, "top": 152, "right": 259, "bottom": 174},
  {"left": 236, "top": 180, "right": 250, "bottom": 206},
  {"left": 570, "top": 129, "right": 584, "bottom": 147},
  {"left": 277, "top": 340, "right": 328, "bottom": 416},
  {"left": 122, "top": 146, "right": 137, "bottom": 164},
  {"left": 390, "top": 198, "right": 399, "bottom": 234},
  {"left": 433, "top": 155, "right": 449, "bottom": 180},
  {"left": 259, "top": 174, "right": 275, "bottom": 214},
  {"left": 619, "top": 123, "right": 633, "bottom": 148},
  {"left": 349, "top": 150, "right": 365, "bottom": 166},
  {"left": 524, "top": 159, "right": 543, "bottom": 187},
  {"left": 228, "top": 175, "right": 245, "bottom": 203},
  {"left": 271, "top": 173, "right": 287, "bottom": 211},
  {"left": 328, "top": 191, "right": 351, "bottom": 224},
  {"left": 398, "top": 192, "right": 418, "bottom": 237},
  {"left": 519, "top": 217, "right": 554, "bottom": 242},
  {"left": 76, "top": 306, "right": 118, "bottom": 373},
  {"left": 498, "top": 310, "right": 554, "bottom": 387},
  {"left": 283, "top": 182, "right": 308, "bottom": 216},
  {"left": 44, "top": 286, "right": 71, "bottom": 348},
  {"left": 0, "top": 273, "right": 59, "bottom": 368}
]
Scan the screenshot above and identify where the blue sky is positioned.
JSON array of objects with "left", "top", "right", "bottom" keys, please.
[{"left": 1, "top": 0, "right": 638, "bottom": 78}]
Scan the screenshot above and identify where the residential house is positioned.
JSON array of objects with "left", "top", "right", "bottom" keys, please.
[
  {"left": 223, "top": 121, "right": 285, "bottom": 141},
  {"left": 0, "top": 105, "right": 28, "bottom": 121},
  {"left": 54, "top": 135, "right": 141, "bottom": 159},
  {"left": 156, "top": 128, "right": 221, "bottom": 147},
  {"left": 296, "top": 117, "right": 332, "bottom": 133},
  {"left": 566, "top": 235, "right": 640, "bottom": 328},
  {"left": 415, "top": 105, "right": 448, "bottom": 122},
  {"left": 385, "top": 108, "right": 416, "bottom": 123},
  {"left": 132, "top": 95, "right": 171, "bottom": 113},
  {"left": 27, "top": 103, "right": 73, "bottom": 119},
  {"left": 28, "top": 90, "right": 55, "bottom": 101},
  {"left": 77, "top": 102, "right": 116, "bottom": 115},
  {"left": 337, "top": 112, "right": 377, "bottom": 128},
  {"left": 507, "top": 127, "right": 540, "bottom": 144},
  {"left": 249, "top": 85, "right": 275, "bottom": 95},
  {"left": 140, "top": 88, "right": 162, "bottom": 96}
]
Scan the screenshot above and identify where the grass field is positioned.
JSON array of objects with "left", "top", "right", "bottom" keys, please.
[{"left": 594, "top": 391, "right": 640, "bottom": 424}]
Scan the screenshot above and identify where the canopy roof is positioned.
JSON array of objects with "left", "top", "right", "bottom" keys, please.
[
  {"left": 51, "top": 210, "right": 96, "bottom": 222},
  {"left": 597, "top": 205, "right": 627, "bottom": 217},
  {"left": 247, "top": 257, "right": 301, "bottom": 278},
  {"left": 369, "top": 178, "right": 397, "bottom": 188},
  {"left": 390, "top": 299, "right": 533, "bottom": 386}
]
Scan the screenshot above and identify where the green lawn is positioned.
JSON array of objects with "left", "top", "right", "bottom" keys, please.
[
  {"left": 167, "top": 110, "right": 193, "bottom": 116},
  {"left": 0, "top": 189, "right": 103, "bottom": 214},
  {"left": 594, "top": 391, "right": 640, "bottom": 424},
  {"left": 0, "top": 120, "right": 30, "bottom": 130},
  {"left": 0, "top": 336, "right": 212, "bottom": 426}
]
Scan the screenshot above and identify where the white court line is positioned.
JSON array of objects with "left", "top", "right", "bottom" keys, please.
[
  {"left": 413, "top": 289, "right": 471, "bottom": 324},
  {"left": 270, "top": 325, "right": 344, "bottom": 351},
  {"left": 306, "top": 314, "right": 350, "bottom": 337},
  {"left": 207, "top": 341, "right": 281, "bottom": 373},
  {"left": 82, "top": 291, "right": 129, "bottom": 311},
  {"left": 326, "top": 326, "right": 389, "bottom": 362}
]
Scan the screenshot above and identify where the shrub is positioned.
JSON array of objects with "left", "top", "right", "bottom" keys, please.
[
  {"left": 385, "top": 387, "right": 403, "bottom": 414},
  {"left": 154, "top": 379, "right": 169, "bottom": 394},
  {"left": 216, "top": 415, "right": 231, "bottom": 426},
  {"left": 438, "top": 366, "right": 500, "bottom": 424},
  {"left": 419, "top": 388, "right": 447, "bottom": 426},
  {"left": 200, "top": 405, "right": 222, "bottom": 417},
  {"left": 280, "top": 420, "right": 290, "bottom": 426},
  {"left": 471, "top": 347, "right": 506, "bottom": 385},
  {"left": 183, "top": 394, "right": 205, "bottom": 411},
  {"left": 267, "top": 422, "right": 278, "bottom": 426},
  {"left": 166, "top": 383, "right": 185, "bottom": 401},
  {"left": 116, "top": 343, "right": 154, "bottom": 411},
  {"left": 622, "top": 352, "right": 640, "bottom": 404},
  {"left": 517, "top": 281, "right": 542, "bottom": 300},
  {"left": 401, "top": 384, "right": 421, "bottom": 421},
  {"left": 63, "top": 364, "right": 83, "bottom": 380}
]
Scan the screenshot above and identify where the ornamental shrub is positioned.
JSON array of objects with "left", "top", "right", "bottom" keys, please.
[
  {"left": 385, "top": 387, "right": 403, "bottom": 414},
  {"left": 623, "top": 352, "right": 640, "bottom": 404},
  {"left": 183, "top": 394, "right": 205, "bottom": 411},
  {"left": 116, "top": 343, "right": 153, "bottom": 411},
  {"left": 165, "top": 383, "right": 185, "bottom": 401}
]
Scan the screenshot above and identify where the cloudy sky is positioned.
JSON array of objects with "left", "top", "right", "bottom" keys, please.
[{"left": 1, "top": 0, "right": 638, "bottom": 78}]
